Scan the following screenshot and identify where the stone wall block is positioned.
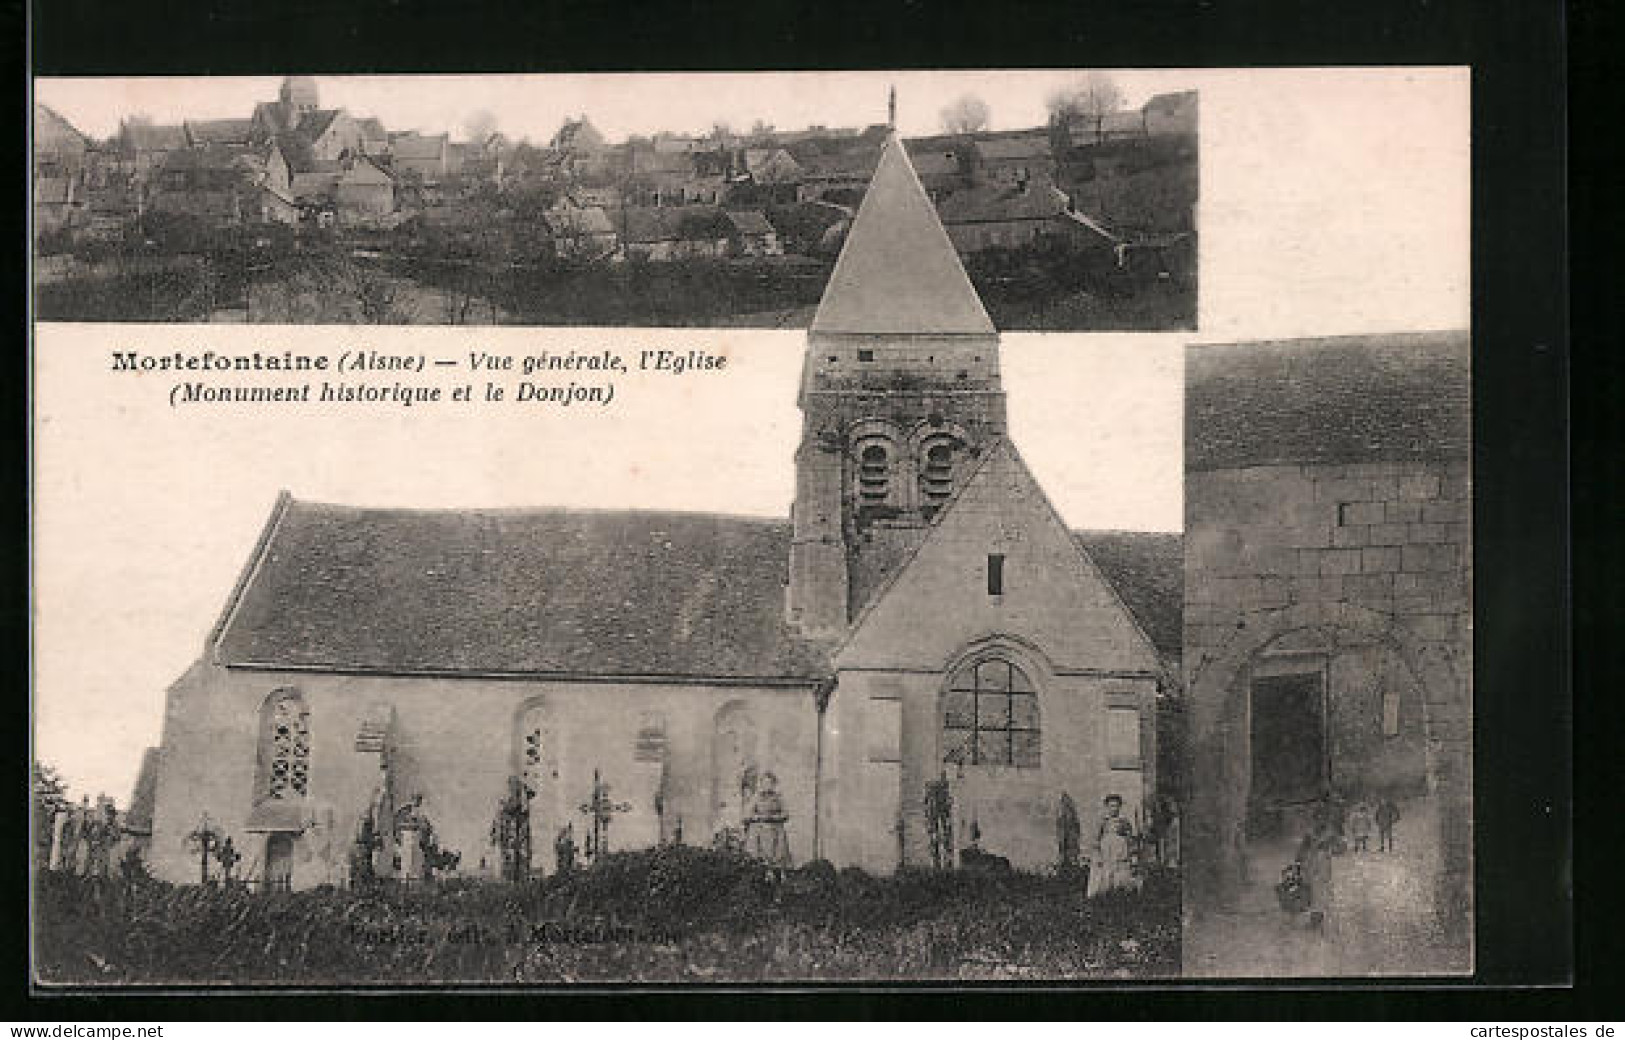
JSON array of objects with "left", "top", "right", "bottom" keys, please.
[
  {"left": 1398, "top": 472, "right": 1442, "bottom": 500},
  {"left": 1422, "top": 499, "right": 1469, "bottom": 524},
  {"left": 1385, "top": 501, "right": 1422, "bottom": 524},
  {"left": 1367, "top": 523, "right": 1408, "bottom": 546},
  {"left": 1361, "top": 547, "right": 1402, "bottom": 573},
  {"left": 1331, "top": 525, "right": 1369, "bottom": 549},
  {"left": 1319, "top": 548, "right": 1362, "bottom": 576}
]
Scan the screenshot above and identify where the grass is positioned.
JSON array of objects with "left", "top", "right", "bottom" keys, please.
[{"left": 35, "top": 846, "right": 1180, "bottom": 985}]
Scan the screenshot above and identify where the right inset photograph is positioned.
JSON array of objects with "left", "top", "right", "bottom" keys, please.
[{"left": 1181, "top": 331, "right": 1472, "bottom": 976}]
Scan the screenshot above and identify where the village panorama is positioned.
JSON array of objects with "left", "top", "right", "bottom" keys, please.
[
  {"left": 35, "top": 128, "right": 1187, "bottom": 984},
  {"left": 34, "top": 75, "right": 1197, "bottom": 330}
]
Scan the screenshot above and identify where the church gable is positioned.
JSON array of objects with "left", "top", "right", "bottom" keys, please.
[{"left": 836, "top": 441, "right": 1164, "bottom": 675}]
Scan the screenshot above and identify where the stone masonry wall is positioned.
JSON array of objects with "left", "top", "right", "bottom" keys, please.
[{"left": 1184, "top": 458, "right": 1472, "bottom": 941}]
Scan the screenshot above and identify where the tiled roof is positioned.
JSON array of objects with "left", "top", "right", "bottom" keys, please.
[
  {"left": 295, "top": 109, "right": 343, "bottom": 141},
  {"left": 214, "top": 499, "right": 832, "bottom": 680},
  {"left": 1186, "top": 331, "right": 1471, "bottom": 471},
  {"left": 160, "top": 146, "right": 253, "bottom": 173},
  {"left": 392, "top": 132, "right": 448, "bottom": 160},
  {"left": 726, "top": 209, "right": 774, "bottom": 236},
  {"left": 123, "top": 123, "right": 188, "bottom": 151},
  {"left": 1073, "top": 530, "right": 1183, "bottom": 663},
  {"left": 972, "top": 132, "right": 1052, "bottom": 162},
  {"left": 621, "top": 206, "right": 682, "bottom": 243},
  {"left": 798, "top": 148, "right": 879, "bottom": 179},
  {"left": 545, "top": 205, "right": 615, "bottom": 237},
  {"left": 937, "top": 183, "right": 1068, "bottom": 224},
  {"left": 187, "top": 118, "right": 255, "bottom": 145},
  {"left": 213, "top": 497, "right": 1182, "bottom": 677},
  {"left": 35, "top": 104, "right": 89, "bottom": 151},
  {"left": 811, "top": 134, "right": 995, "bottom": 336}
]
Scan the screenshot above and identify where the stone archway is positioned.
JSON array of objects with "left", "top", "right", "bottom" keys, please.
[{"left": 1186, "top": 601, "right": 1467, "bottom": 918}]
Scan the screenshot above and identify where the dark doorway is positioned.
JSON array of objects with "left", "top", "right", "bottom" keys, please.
[
  {"left": 1248, "top": 671, "right": 1328, "bottom": 836},
  {"left": 265, "top": 833, "right": 294, "bottom": 891}
]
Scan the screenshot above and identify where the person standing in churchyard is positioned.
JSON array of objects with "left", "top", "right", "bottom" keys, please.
[
  {"left": 744, "top": 771, "right": 791, "bottom": 880},
  {"left": 1376, "top": 796, "right": 1401, "bottom": 853},
  {"left": 1087, "top": 793, "right": 1139, "bottom": 897}
]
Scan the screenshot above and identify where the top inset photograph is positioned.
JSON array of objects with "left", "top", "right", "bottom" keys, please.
[{"left": 32, "top": 71, "right": 1198, "bottom": 329}]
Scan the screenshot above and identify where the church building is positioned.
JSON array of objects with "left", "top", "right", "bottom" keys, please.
[{"left": 144, "top": 133, "right": 1179, "bottom": 888}]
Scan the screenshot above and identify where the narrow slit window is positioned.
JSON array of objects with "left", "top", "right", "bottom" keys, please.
[{"left": 987, "top": 553, "right": 1005, "bottom": 596}]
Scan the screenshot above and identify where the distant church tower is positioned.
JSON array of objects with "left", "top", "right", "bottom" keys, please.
[
  {"left": 279, "top": 75, "right": 320, "bottom": 115},
  {"left": 788, "top": 132, "right": 1005, "bottom": 636}
]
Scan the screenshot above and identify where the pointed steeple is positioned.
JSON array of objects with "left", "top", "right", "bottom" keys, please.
[{"left": 810, "top": 134, "right": 995, "bottom": 337}]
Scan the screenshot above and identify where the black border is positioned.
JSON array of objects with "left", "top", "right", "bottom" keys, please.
[{"left": 15, "top": 0, "right": 1585, "bottom": 1020}]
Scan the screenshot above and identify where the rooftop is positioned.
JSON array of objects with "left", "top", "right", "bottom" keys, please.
[
  {"left": 213, "top": 497, "right": 1182, "bottom": 677},
  {"left": 1185, "top": 331, "right": 1471, "bottom": 471}
]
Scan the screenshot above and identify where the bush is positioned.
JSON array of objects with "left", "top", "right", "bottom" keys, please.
[{"left": 34, "top": 852, "right": 1179, "bottom": 984}]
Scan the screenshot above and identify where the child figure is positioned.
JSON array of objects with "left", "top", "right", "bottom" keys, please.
[
  {"left": 1347, "top": 798, "right": 1375, "bottom": 853},
  {"left": 1276, "top": 860, "right": 1311, "bottom": 914},
  {"left": 1376, "top": 797, "right": 1401, "bottom": 852}
]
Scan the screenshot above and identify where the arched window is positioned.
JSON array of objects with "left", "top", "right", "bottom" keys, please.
[
  {"left": 857, "top": 443, "right": 891, "bottom": 507},
  {"left": 943, "top": 658, "right": 1040, "bottom": 768},
  {"left": 920, "top": 438, "right": 956, "bottom": 511},
  {"left": 259, "top": 690, "right": 310, "bottom": 800}
]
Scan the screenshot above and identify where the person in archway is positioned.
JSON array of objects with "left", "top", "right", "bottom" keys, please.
[
  {"left": 1376, "top": 796, "right": 1401, "bottom": 853},
  {"left": 1347, "top": 797, "right": 1375, "bottom": 854}
]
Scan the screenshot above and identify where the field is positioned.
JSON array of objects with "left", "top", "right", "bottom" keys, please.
[{"left": 35, "top": 846, "right": 1180, "bottom": 985}]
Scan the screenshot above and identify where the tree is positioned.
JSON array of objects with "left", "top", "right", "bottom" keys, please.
[
  {"left": 1047, "top": 72, "right": 1126, "bottom": 139},
  {"left": 463, "top": 109, "right": 499, "bottom": 146},
  {"left": 35, "top": 762, "right": 69, "bottom": 815},
  {"left": 940, "top": 94, "right": 991, "bottom": 135}
]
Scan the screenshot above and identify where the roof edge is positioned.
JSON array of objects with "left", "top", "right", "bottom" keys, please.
[
  {"left": 213, "top": 660, "right": 826, "bottom": 687},
  {"left": 206, "top": 490, "right": 294, "bottom": 660}
]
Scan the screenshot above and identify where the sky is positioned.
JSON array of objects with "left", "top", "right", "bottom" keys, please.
[
  {"left": 34, "top": 70, "right": 1198, "bottom": 144},
  {"left": 32, "top": 68, "right": 1470, "bottom": 802}
]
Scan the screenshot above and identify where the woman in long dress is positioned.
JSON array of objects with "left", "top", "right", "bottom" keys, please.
[
  {"left": 1087, "top": 793, "right": 1139, "bottom": 897},
  {"left": 744, "top": 771, "right": 791, "bottom": 874}
]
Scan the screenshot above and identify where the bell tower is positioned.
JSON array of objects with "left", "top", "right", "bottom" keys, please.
[
  {"left": 279, "top": 76, "right": 320, "bottom": 116},
  {"left": 787, "top": 132, "right": 1006, "bottom": 638}
]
